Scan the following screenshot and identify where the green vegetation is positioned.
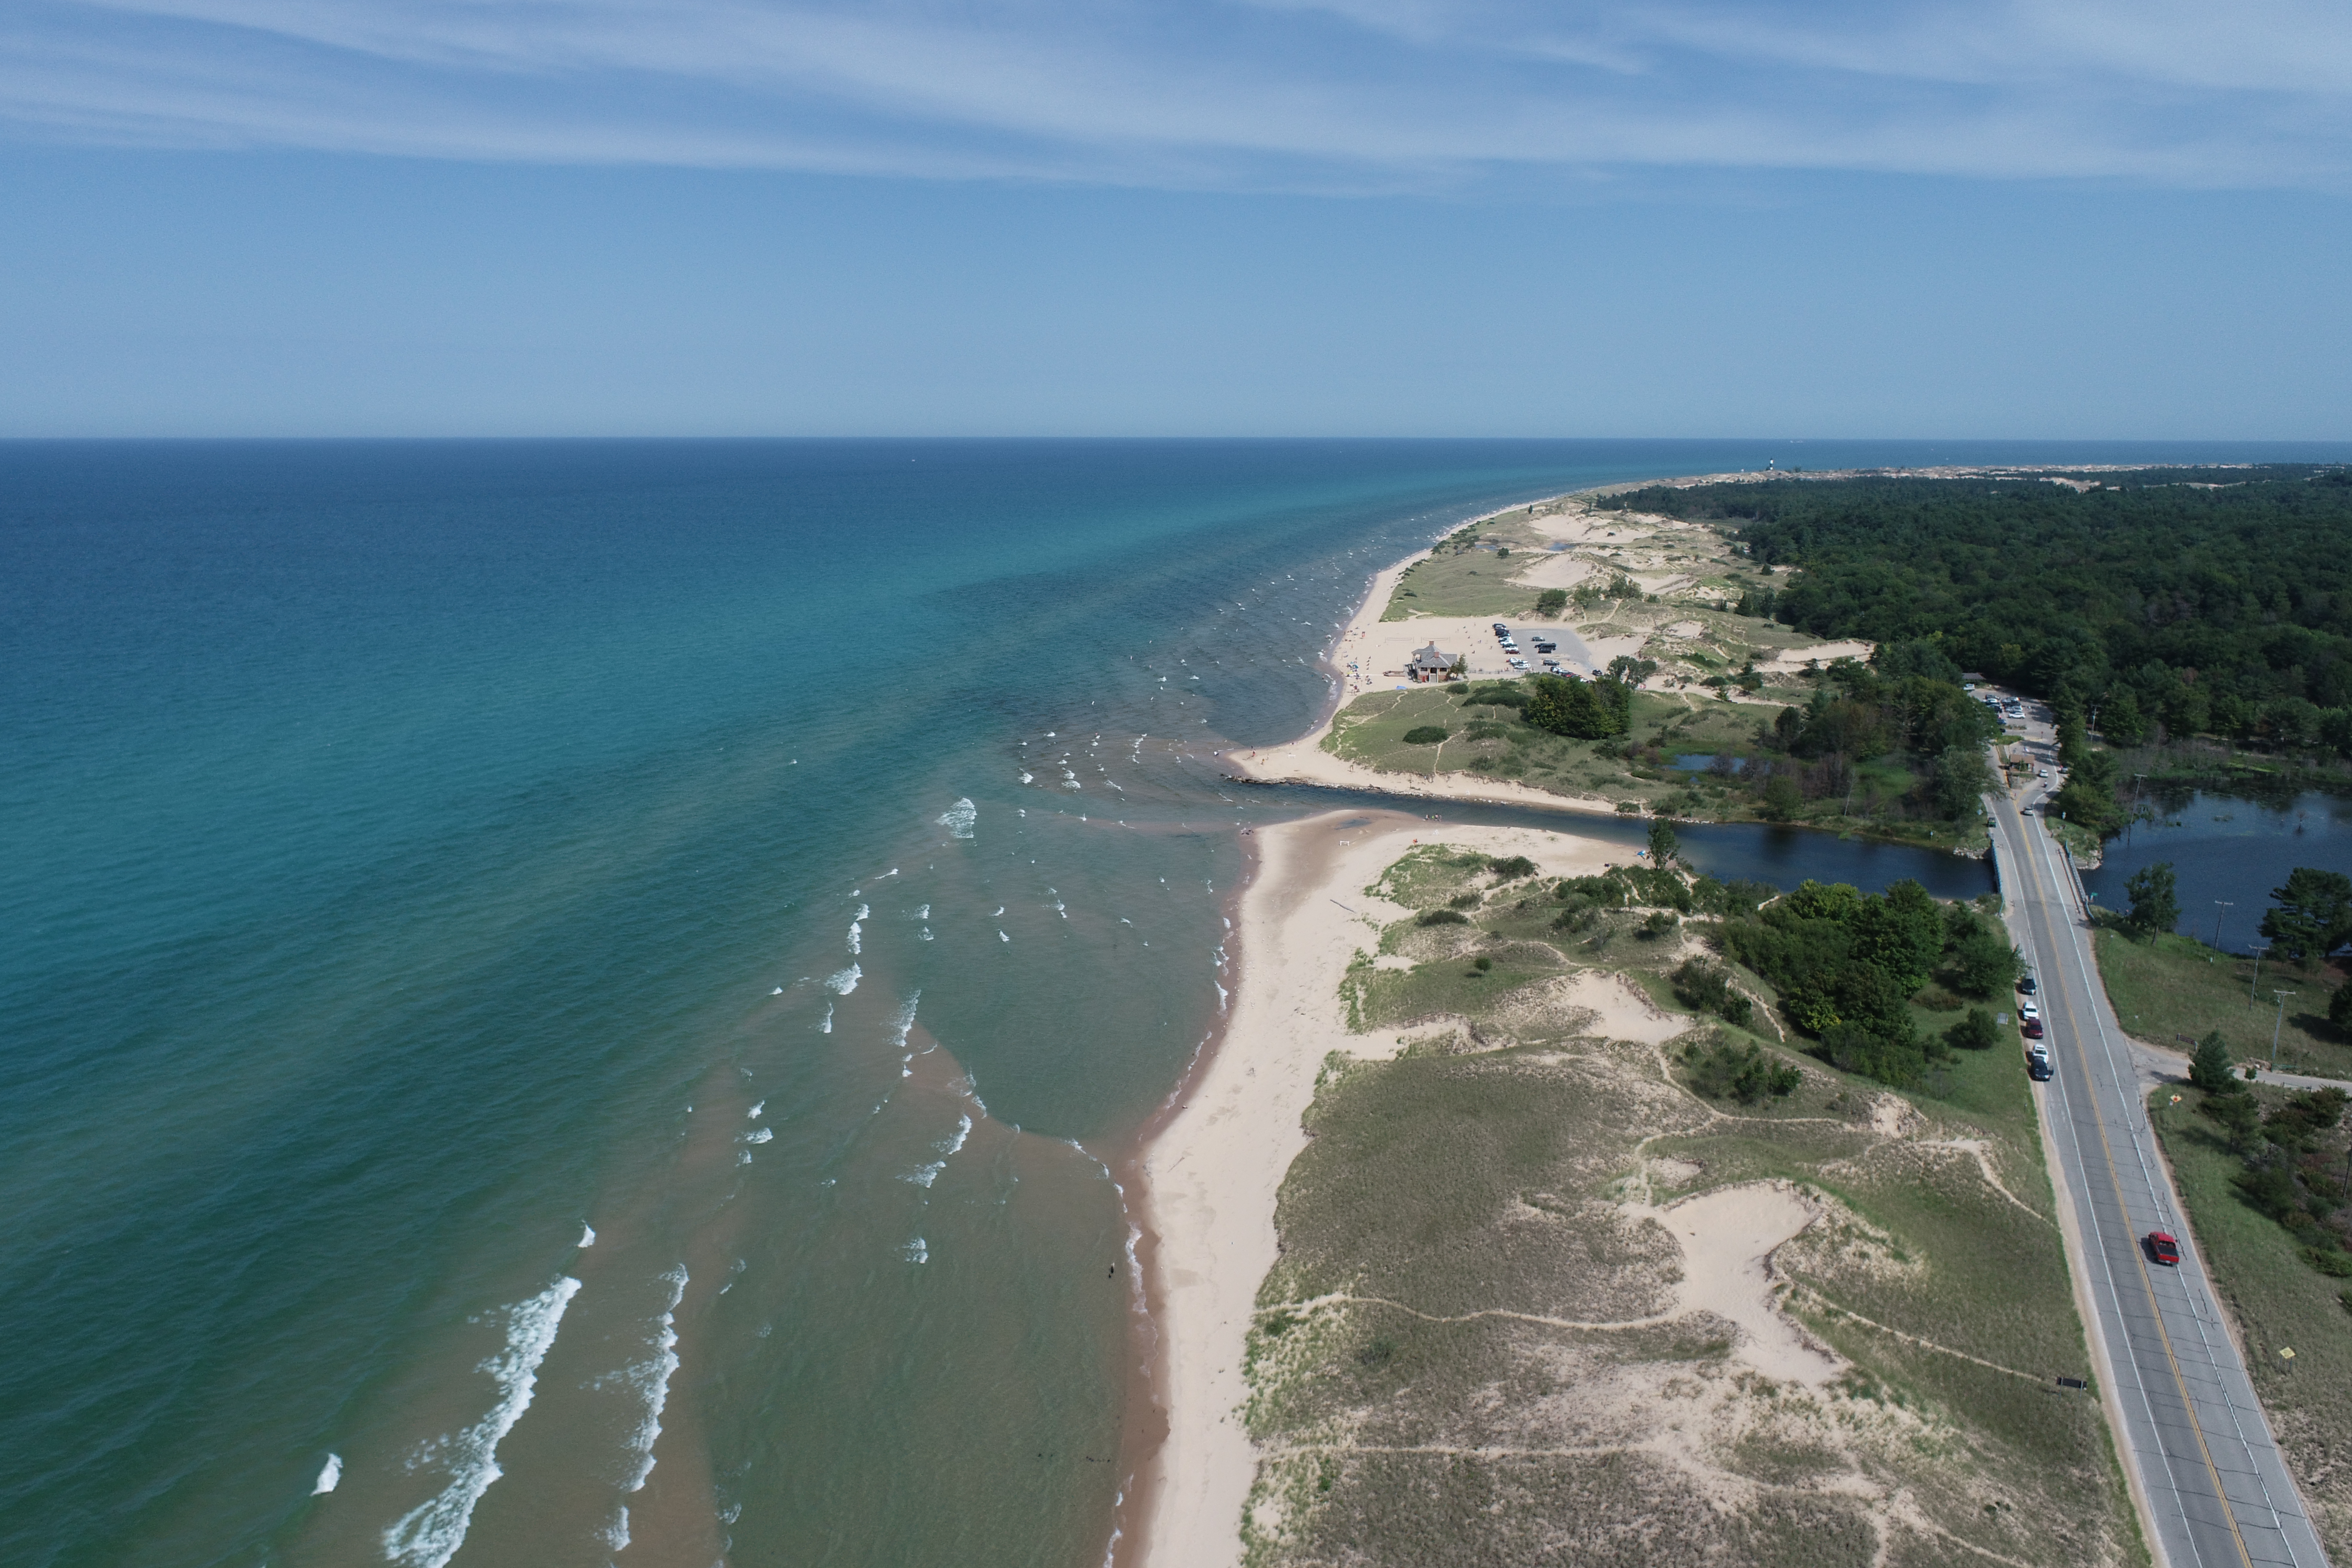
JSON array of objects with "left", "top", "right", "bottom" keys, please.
[
  {"left": 1681, "top": 1036, "right": 1801, "bottom": 1101},
  {"left": 1718, "top": 879, "right": 2021, "bottom": 1087},
  {"left": 2260, "top": 867, "right": 2352, "bottom": 966},
  {"left": 1245, "top": 841, "right": 2139, "bottom": 1568},
  {"left": 2187, "top": 1077, "right": 2352, "bottom": 1278},
  {"left": 2150, "top": 1087, "right": 2352, "bottom": 1556},
  {"left": 1381, "top": 513, "right": 1566, "bottom": 621},
  {"left": 1322, "top": 659, "right": 1998, "bottom": 850},
  {"left": 2090, "top": 920, "right": 2352, "bottom": 1079},
  {"left": 2123, "top": 861, "right": 2179, "bottom": 938},
  {"left": 1602, "top": 470, "right": 2352, "bottom": 760}
]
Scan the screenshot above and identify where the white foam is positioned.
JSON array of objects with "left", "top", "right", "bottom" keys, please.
[
  {"left": 578, "top": 1224, "right": 596, "bottom": 1249},
  {"left": 902, "top": 1161, "right": 944, "bottom": 1188},
  {"left": 938, "top": 798, "right": 978, "bottom": 839},
  {"left": 1019, "top": 772, "right": 1034, "bottom": 784},
  {"left": 992, "top": 906, "right": 1004, "bottom": 917},
  {"left": 747, "top": 1101, "right": 764, "bottom": 1119},
  {"left": 613, "top": 1267, "right": 686, "bottom": 1495},
  {"left": 770, "top": 986, "right": 783, "bottom": 995},
  {"left": 313, "top": 1453, "right": 341, "bottom": 1494},
  {"left": 887, "top": 993, "right": 922, "bottom": 1049},
  {"left": 846, "top": 921, "right": 861, "bottom": 955},
  {"left": 942, "top": 1113, "right": 974, "bottom": 1156},
  {"left": 818, "top": 1003, "right": 833, "bottom": 1034},
  {"left": 824, "top": 964, "right": 861, "bottom": 995},
  {"left": 743, "top": 1127, "right": 773, "bottom": 1145},
  {"left": 998, "top": 931, "right": 1009, "bottom": 943},
  {"left": 914, "top": 904, "right": 930, "bottom": 920},
  {"left": 380, "top": 1275, "right": 581, "bottom": 1568},
  {"left": 903, "top": 1237, "right": 929, "bottom": 1264}
]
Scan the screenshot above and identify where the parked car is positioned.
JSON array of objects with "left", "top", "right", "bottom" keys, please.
[
  {"left": 1492, "top": 623, "right": 1509, "bottom": 633},
  {"left": 2146, "top": 1231, "right": 2181, "bottom": 1266},
  {"left": 2029, "top": 1055, "right": 2053, "bottom": 1081},
  {"left": 1507, "top": 657, "right": 1529, "bottom": 670},
  {"left": 1534, "top": 640, "right": 1557, "bottom": 653},
  {"left": 2019, "top": 998, "right": 2039, "bottom": 1019},
  {"left": 2023, "top": 1017, "right": 2045, "bottom": 1039},
  {"left": 2018, "top": 975, "right": 2037, "bottom": 995}
]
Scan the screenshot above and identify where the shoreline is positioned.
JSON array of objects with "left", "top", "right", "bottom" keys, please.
[
  {"left": 1124, "top": 808, "right": 1632, "bottom": 1568},
  {"left": 1117, "top": 489, "right": 1614, "bottom": 1568}
]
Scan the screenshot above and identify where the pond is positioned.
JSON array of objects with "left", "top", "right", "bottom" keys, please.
[
  {"left": 2080, "top": 789, "right": 2352, "bottom": 950},
  {"left": 1264, "top": 782, "right": 1995, "bottom": 900},
  {"left": 1671, "top": 753, "right": 1749, "bottom": 774}
]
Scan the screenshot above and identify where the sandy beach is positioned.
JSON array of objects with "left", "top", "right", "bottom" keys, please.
[{"left": 1129, "top": 811, "right": 1643, "bottom": 1568}]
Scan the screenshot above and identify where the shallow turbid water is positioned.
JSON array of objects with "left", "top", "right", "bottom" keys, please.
[
  {"left": 2082, "top": 788, "right": 2352, "bottom": 949},
  {"left": 2, "top": 438, "right": 2326, "bottom": 1568}
]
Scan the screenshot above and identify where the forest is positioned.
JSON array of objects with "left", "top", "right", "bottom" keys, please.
[{"left": 1599, "top": 468, "right": 2352, "bottom": 756}]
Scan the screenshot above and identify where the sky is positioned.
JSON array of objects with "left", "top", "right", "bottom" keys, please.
[{"left": 3, "top": 0, "right": 2351, "bottom": 436}]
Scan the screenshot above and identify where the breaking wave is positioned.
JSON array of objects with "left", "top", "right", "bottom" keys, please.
[
  {"left": 380, "top": 1275, "right": 581, "bottom": 1568},
  {"left": 937, "top": 798, "right": 977, "bottom": 839}
]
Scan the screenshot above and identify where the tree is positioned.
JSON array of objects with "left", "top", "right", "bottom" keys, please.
[
  {"left": 2259, "top": 868, "right": 2352, "bottom": 966},
  {"left": 1648, "top": 817, "right": 1680, "bottom": 867},
  {"left": 2101, "top": 688, "right": 2149, "bottom": 746},
  {"left": 1759, "top": 771, "right": 1803, "bottom": 821},
  {"left": 2189, "top": 1030, "right": 2242, "bottom": 1093},
  {"left": 1933, "top": 744, "right": 1994, "bottom": 821},
  {"left": 1953, "top": 928, "right": 2022, "bottom": 996},
  {"left": 2332, "top": 981, "right": 2352, "bottom": 1038},
  {"left": 1534, "top": 588, "right": 1568, "bottom": 616},
  {"left": 2123, "top": 861, "right": 2179, "bottom": 940},
  {"left": 2051, "top": 747, "right": 2120, "bottom": 834},
  {"left": 1524, "top": 673, "right": 1630, "bottom": 739}
]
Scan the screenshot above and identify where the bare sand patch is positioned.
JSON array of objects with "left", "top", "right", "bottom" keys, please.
[
  {"left": 1510, "top": 551, "right": 1599, "bottom": 590},
  {"left": 1649, "top": 1183, "right": 1839, "bottom": 1386}
]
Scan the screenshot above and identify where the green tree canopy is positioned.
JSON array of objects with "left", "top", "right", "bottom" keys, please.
[
  {"left": 2124, "top": 861, "right": 2180, "bottom": 939},
  {"left": 2258, "top": 867, "right": 2352, "bottom": 965}
]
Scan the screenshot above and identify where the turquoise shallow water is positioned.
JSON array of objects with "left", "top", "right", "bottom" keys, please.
[{"left": 4, "top": 438, "right": 2337, "bottom": 1568}]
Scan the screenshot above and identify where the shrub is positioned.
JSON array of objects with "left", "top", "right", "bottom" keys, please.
[
  {"left": 1640, "top": 910, "right": 1680, "bottom": 939},
  {"left": 2305, "top": 1248, "right": 2352, "bottom": 1279},
  {"left": 1416, "top": 908, "right": 1469, "bottom": 926},
  {"left": 1687, "top": 1039, "right": 1802, "bottom": 1103},
  {"left": 1472, "top": 956, "right": 1493, "bottom": 972},
  {"left": 1943, "top": 1008, "right": 2001, "bottom": 1052},
  {"left": 1401, "top": 725, "right": 1449, "bottom": 744},
  {"left": 1534, "top": 588, "right": 1568, "bottom": 616},
  {"left": 1447, "top": 891, "right": 1482, "bottom": 909},
  {"left": 1445, "top": 681, "right": 1468, "bottom": 694},
  {"left": 2332, "top": 981, "right": 2352, "bottom": 1036},
  {"left": 1489, "top": 855, "right": 1537, "bottom": 880},
  {"left": 1672, "top": 959, "right": 1754, "bottom": 1027}
]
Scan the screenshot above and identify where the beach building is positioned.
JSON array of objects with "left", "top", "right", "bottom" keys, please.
[{"left": 1406, "top": 643, "right": 1460, "bottom": 682}]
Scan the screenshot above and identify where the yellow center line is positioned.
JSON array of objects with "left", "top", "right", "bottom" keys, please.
[{"left": 2030, "top": 818, "right": 2255, "bottom": 1568}]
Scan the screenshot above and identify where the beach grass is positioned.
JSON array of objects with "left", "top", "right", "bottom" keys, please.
[
  {"left": 2092, "top": 925, "right": 2352, "bottom": 1080},
  {"left": 1240, "top": 847, "right": 2143, "bottom": 1568},
  {"left": 2148, "top": 1087, "right": 2352, "bottom": 1557}
]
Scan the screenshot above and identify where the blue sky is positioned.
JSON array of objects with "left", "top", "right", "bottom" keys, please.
[{"left": 4, "top": 0, "right": 2350, "bottom": 435}]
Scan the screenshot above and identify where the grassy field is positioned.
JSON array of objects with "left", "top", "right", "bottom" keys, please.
[
  {"left": 1320, "top": 679, "right": 1989, "bottom": 854},
  {"left": 1381, "top": 511, "right": 1564, "bottom": 621},
  {"left": 1239, "top": 846, "right": 2143, "bottom": 1568},
  {"left": 2149, "top": 1087, "right": 2352, "bottom": 1559},
  {"left": 2092, "top": 924, "right": 2351, "bottom": 1080}
]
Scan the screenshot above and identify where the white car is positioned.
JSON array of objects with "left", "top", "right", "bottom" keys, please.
[
  {"left": 1507, "top": 657, "right": 1529, "bottom": 670},
  {"left": 2020, "top": 999, "right": 2040, "bottom": 1021}
]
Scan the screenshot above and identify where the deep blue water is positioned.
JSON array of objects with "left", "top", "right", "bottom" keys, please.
[{"left": 3, "top": 438, "right": 2330, "bottom": 1568}]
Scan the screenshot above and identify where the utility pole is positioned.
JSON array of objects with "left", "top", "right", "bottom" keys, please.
[
  {"left": 2251, "top": 946, "right": 2266, "bottom": 1003},
  {"left": 2213, "top": 900, "right": 2233, "bottom": 949},
  {"left": 2272, "top": 991, "right": 2297, "bottom": 1071}
]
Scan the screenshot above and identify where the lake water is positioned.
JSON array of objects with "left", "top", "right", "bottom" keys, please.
[
  {"left": 0, "top": 438, "right": 2317, "bottom": 1568},
  {"left": 2082, "top": 788, "right": 2352, "bottom": 951}
]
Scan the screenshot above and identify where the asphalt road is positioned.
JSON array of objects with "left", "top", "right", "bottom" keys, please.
[{"left": 1992, "top": 778, "right": 2328, "bottom": 1568}]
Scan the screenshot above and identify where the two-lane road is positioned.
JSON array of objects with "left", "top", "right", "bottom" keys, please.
[{"left": 1992, "top": 787, "right": 2327, "bottom": 1568}]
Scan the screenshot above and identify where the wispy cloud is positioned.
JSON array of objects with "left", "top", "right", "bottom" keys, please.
[{"left": 5, "top": 0, "right": 2349, "bottom": 188}]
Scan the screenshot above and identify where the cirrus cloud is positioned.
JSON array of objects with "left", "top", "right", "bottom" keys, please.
[{"left": 3, "top": 0, "right": 2349, "bottom": 189}]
